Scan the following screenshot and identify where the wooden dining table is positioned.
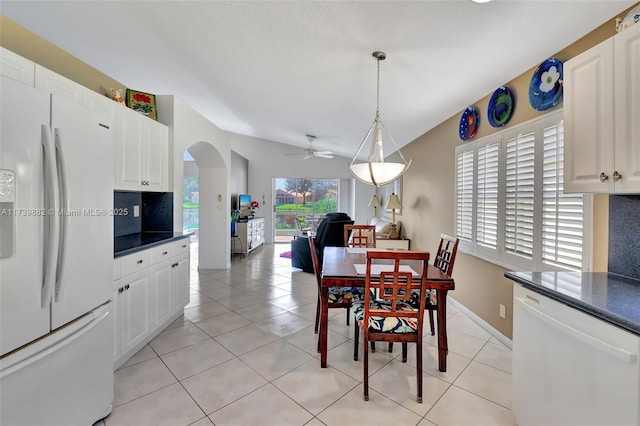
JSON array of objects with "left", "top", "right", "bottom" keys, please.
[{"left": 319, "top": 246, "right": 455, "bottom": 371}]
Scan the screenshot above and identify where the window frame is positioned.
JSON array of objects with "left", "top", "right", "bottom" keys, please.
[{"left": 454, "top": 110, "right": 592, "bottom": 272}]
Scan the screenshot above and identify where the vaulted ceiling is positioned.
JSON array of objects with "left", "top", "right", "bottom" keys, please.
[{"left": 2, "top": 1, "right": 634, "bottom": 158}]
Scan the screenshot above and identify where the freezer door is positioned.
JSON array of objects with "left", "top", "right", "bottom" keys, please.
[
  {"left": 0, "top": 302, "right": 114, "bottom": 426},
  {"left": 0, "top": 77, "right": 51, "bottom": 356},
  {"left": 50, "top": 95, "right": 113, "bottom": 329}
]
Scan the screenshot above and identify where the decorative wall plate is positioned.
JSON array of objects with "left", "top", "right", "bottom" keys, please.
[
  {"left": 616, "top": 5, "right": 640, "bottom": 32},
  {"left": 487, "top": 86, "right": 514, "bottom": 127},
  {"left": 459, "top": 106, "right": 479, "bottom": 141},
  {"left": 529, "top": 58, "right": 563, "bottom": 111}
]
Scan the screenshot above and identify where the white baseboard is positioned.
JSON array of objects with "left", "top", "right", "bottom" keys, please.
[{"left": 448, "top": 297, "right": 513, "bottom": 350}]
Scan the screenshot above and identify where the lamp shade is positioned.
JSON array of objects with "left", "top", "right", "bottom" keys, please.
[
  {"left": 385, "top": 193, "right": 402, "bottom": 210},
  {"left": 368, "top": 194, "right": 381, "bottom": 207}
]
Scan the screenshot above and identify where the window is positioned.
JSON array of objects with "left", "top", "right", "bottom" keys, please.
[{"left": 455, "top": 111, "right": 588, "bottom": 271}]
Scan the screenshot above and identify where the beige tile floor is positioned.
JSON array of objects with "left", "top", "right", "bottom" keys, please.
[{"left": 103, "top": 243, "right": 516, "bottom": 426}]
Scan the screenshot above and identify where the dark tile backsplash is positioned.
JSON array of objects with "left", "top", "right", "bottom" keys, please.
[
  {"left": 114, "top": 191, "right": 141, "bottom": 237},
  {"left": 609, "top": 195, "right": 640, "bottom": 280},
  {"left": 114, "top": 191, "right": 173, "bottom": 237}
]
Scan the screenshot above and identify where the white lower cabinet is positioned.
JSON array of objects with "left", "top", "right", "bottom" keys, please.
[{"left": 113, "top": 238, "right": 190, "bottom": 369}]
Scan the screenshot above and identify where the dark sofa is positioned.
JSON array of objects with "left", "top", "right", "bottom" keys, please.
[{"left": 291, "top": 212, "right": 354, "bottom": 273}]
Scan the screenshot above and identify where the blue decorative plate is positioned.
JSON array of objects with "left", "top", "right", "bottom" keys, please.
[
  {"left": 529, "top": 58, "right": 563, "bottom": 111},
  {"left": 459, "top": 106, "right": 479, "bottom": 141},
  {"left": 487, "top": 86, "right": 514, "bottom": 127}
]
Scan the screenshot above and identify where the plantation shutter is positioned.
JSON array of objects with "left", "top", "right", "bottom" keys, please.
[
  {"left": 456, "top": 150, "right": 474, "bottom": 242},
  {"left": 541, "top": 121, "right": 583, "bottom": 270},
  {"left": 505, "top": 131, "right": 535, "bottom": 259},
  {"left": 476, "top": 142, "right": 499, "bottom": 249}
]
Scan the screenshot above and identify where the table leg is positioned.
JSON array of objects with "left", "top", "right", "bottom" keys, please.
[
  {"left": 320, "top": 286, "right": 329, "bottom": 368},
  {"left": 437, "top": 289, "right": 448, "bottom": 372}
]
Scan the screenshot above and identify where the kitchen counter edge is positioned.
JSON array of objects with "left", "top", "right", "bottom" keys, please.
[{"left": 114, "top": 233, "right": 192, "bottom": 258}]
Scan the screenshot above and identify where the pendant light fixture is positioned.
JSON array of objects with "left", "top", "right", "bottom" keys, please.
[{"left": 349, "top": 51, "right": 412, "bottom": 187}]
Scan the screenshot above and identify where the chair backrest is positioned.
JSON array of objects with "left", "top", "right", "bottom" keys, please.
[
  {"left": 308, "top": 235, "right": 322, "bottom": 290},
  {"left": 434, "top": 233, "right": 459, "bottom": 276},
  {"left": 344, "top": 224, "right": 377, "bottom": 248},
  {"left": 364, "top": 250, "right": 430, "bottom": 322}
]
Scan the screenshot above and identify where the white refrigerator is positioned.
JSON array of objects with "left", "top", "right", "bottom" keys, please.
[{"left": 0, "top": 76, "right": 114, "bottom": 425}]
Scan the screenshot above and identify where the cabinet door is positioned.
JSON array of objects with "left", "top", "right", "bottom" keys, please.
[
  {"left": 614, "top": 24, "right": 640, "bottom": 193},
  {"left": 172, "top": 254, "right": 190, "bottom": 312},
  {"left": 151, "top": 261, "right": 173, "bottom": 328},
  {"left": 83, "top": 88, "right": 116, "bottom": 127},
  {"left": 564, "top": 38, "right": 615, "bottom": 193},
  {"left": 143, "top": 120, "right": 168, "bottom": 192},
  {"left": 34, "top": 64, "right": 84, "bottom": 104},
  {"left": 121, "top": 271, "right": 151, "bottom": 354},
  {"left": 0, "top": 47, "right": 35, "bottom": 86},
  {"left": 115, "top": 108, "right": 144, "bottom": 190}
]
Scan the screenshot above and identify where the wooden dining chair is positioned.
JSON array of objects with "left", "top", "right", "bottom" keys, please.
[
  {"left": 354, "top": 250, "right": 430, "bottom": 402},
  {"left": 308, "top": 235, "right": 364, "bottom": 337},
  {"left": 384, "top": 233, "right": 459, "bottom": 354},
  {"left": 423, "top": 233, "right": 459, "bottom": 336},
  {"left": 344, "top": 224, "right": 376, "bottom": 248}
]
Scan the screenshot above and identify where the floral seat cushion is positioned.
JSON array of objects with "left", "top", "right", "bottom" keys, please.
[
  {"left": 328, "top": 287, "right": 365, "bottom": 304},
  {"left": 354, "top": 300, "right": 418, "bottom": 334},
  {"left": 408, "top": 289, "right": 437, "bottom": 309}
]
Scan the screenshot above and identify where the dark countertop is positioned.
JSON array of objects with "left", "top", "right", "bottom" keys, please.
[
  {"left": 115, "top": 232, "right": 191, "bottom": 258},
  {"left": 505, "top": 271, "right": 640, "bottom": 337}
]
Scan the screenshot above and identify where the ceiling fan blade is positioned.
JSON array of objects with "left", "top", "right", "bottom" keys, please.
[
  {"left": 314, "top": 150, "right": 333, "bottom": 156},
  {"left": 303, "top": 154, "right": 313, "bottom": 160},
  {"left": 314, "top": 152, "right": 334, "bottom": 159}
]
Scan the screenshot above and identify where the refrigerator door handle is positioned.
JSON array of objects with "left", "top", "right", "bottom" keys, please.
[
  {"left": 41, "top": 125, "right": 60, "bottom": 308},
  {"left": 53, "top": 128, "right": 68, "bottom": 301}
]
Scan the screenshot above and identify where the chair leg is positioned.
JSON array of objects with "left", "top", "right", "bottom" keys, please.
[
  {"left": 353, "top": 322, "right": 359, "bottom": 361},
  {"left": 363, "top": 334, "right": 370, "bottom": 401},
  {"left": 429, "top": 309, "right": 436, "bottom": 336},
  {"left": 416, "top": 339, "right": 423, "bottom": 403},
  {"left": 402, "top": 342, "right": 408, "bottom": 363},
  {"left": 370, "top": 341, "right": 376, "bottom": 353},
  {"left": 314, "top": 298, "right": 320, "bottom": 334},
  {"left": 346, "top": 306, "right": 350, "bottom": 326},
  {"left": 388, "top": 342, "right": 393, "bottom": 353}
]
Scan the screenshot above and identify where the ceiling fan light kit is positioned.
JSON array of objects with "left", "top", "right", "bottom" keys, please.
[
  {"left": 349, "top": 51, "right": 411, "bottom": 187},
  {"left": 286, "top": 134, "right": 334, "bottom": 160}
]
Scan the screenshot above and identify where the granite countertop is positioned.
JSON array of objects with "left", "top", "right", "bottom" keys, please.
[
  {"left": 505, "top": 271, "right": 640, "bottom": 337},
  {"left": 115, "top": 232, "right": 191, "bottom": 258}
]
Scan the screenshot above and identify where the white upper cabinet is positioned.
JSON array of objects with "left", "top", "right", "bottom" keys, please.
[
  {"left": 34, "top": 64, "right": 84, "bottom": 104},
  {"left": 0, "top": 47, "right": 35, "bottom": 86},
  {"left": 115, "top": 106, "right": 169, "bottom": 192},
  {"left": 564, "top": 24, "right": 640, "bottom": 193}
]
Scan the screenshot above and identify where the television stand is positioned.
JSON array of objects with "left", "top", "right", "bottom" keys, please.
[{"left": 232, "top": 217, "right": 265, "bottom": 255}]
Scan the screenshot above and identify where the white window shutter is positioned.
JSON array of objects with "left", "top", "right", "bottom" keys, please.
[
  {"left": 476, "top": 142, "right": 499, "bottom": 249},
  {"left": 541, "top": 121, "right": 583, "bottom": 270},
  {"left": 456, "top": 150, "right": 474, "bottom": 242},
  {"left": 505, "top": 131, "right": 536, "bottom": 259}
]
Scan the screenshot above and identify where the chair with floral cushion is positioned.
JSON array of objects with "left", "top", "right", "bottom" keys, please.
[
  {"left": 308, "top": 235, "right": 365, "bottom": 340},
  {"left": 384, "top": 233, "right": 459, "bottom": 354},
  {"left": 344, "top": 224, "right": 377, "bottom": 248},
  {"left": 354, "top": 250, "right": 430, "bottom": 402}
]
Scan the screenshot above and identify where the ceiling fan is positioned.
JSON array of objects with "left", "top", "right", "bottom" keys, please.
[{"left": 286, "top": 134, "right": 334, "bottom": 160}]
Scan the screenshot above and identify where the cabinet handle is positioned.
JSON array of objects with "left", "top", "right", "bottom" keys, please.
[
  {"left": 118, "top": 287, "right": 124, "bottom": 293},
  {"left": 172, "top": 262, "right": 179, "bottom": 268},
  {"left": 599, "top": 172, "right": 609, "bottom": 183},
  {"left": 125, "top": 284, "right": 130, "bottom": 290},
  {"left": 181, "top": 244, "right": 186, "bottom": 248},
  {"left": 613, "top": 171, "right": 622, "bottom": 182},
  {"left": 162, "top": 251, "right": 168, "bottom": 255},
  {"left": 137, "top": 259, "right": 144, "bottom": 264}
]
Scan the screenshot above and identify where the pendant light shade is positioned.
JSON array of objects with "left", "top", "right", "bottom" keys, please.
[{"left": 349, "top": 51, "right": 411, "bottom": 187}]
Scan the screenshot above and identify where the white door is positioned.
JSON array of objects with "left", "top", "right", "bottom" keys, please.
[
  {"left": 50, "top": 95, "right": 113, "bottom": 328},
  {"left": 0, "top": 77, "right": 51, "bottom": 356}
]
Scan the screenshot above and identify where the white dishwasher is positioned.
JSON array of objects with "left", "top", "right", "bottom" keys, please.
[{"left": 513, "top": 283, "right": 640, "bottom": 426}]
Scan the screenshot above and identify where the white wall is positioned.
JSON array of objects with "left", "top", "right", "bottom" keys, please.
[{"left": 229, "top": 133, "right": 375, "bottom": 242}]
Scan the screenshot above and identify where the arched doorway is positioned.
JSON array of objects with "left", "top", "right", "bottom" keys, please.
[{"left": 179, "top": 141, "right": 228, "bottom": 270}]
